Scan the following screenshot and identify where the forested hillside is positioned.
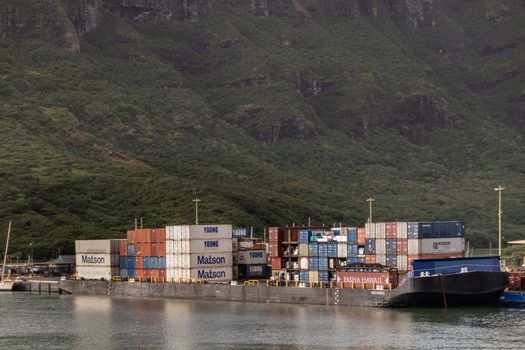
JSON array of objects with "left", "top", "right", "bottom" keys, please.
[{"left": 0, "top": 0, "right": 524, "bottom": 259}]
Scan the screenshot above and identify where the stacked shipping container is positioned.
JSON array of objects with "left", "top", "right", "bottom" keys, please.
[
  {"left": 166, "top": 225, "right": 233, "bottom": 282},
  {"left": 76, "top": 240, "right": 122, "bottom": 280},
  {"left": 237, "top": 237, "right": 270, "bottom": 279},
  {"left": 123, "top": 228, "right": 166, "bottom": 281}
]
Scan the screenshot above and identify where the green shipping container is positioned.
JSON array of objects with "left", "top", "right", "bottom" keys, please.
[{"left": 299, "top": 243, "right": 309, "bottom": 257}]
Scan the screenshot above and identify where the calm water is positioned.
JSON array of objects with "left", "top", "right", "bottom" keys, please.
[{"left": 0, "top": 293, "right": 523, "bottom": 349}]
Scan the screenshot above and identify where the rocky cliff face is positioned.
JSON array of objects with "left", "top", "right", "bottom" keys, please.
[{"left": 102, "top": 0, "right": 213, "bottom": 22}]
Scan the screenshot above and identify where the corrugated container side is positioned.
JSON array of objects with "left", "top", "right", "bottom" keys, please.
[
  {"left": 376, "top": 239, "right": 386, "bottom": 255},
  {"left": 420, "top": 238, "right": 465, "bottom": 254},
  {"left": 308, "top": 258, "right": 319, "bottom": 270},
  {"left": 408, "top": 239, "right": 421, "bottom": 255},
  {"left": 299, "top": 257, "right": 309, "bottom": 270},
  {"left": 365, "top": 255, "right": 376, "bottom": 264},
  {"left": 299, "top": 243, "right": 309, "bottom": 257},
  {"left": 237, "top": 250, "right": 266, "bottom": 265},
  {"left": 357, "top": 228, "right": 366, "bottom": 245},
  {"left": 190, "top": 267, "right": 233, "bottom": 281},
  {"left": 309, "top": 271, "right": 319, "bottom": 284},
  {"left": 407, "top": 222, "right": 420, "bottom": 238},
  {"left": 270, "top": 257, "right": 281, "bottom": 270},
  {"left": 386, "top": 222, "right": 397, "bottom": 239},
  {"left": 365, "top": 239, "right": 376, "bottom": 255},
  {"left": 396, "top": 222, "right": 408, "bottom": 239},
  {"left": 375, "top": 223, "right": 386, "bottom": 239},
  {"left": 119, "top": 240, "right": 128, "bottom": 256},
  {"left": 386, "top": 239, "right": 397, "bottom": 255},
  {"left": 376, "top": 254, "right": 387, "bottom": 266},
  {"left": 308, "top": 243, "right": 319, "bottom": 257},
  {"left": 397, "top": 255, "right": 408, "bottom": 270},
  {"left": 337, "top": 242, "right": 348, "bottom": 258},
  {"left": 365, "top": 223, "right": 375, "bottom": 239},
  {"left": 396, "top": 239, "right": 408, "bottom": 255}
]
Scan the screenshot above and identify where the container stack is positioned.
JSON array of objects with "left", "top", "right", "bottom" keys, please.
[
  {"left": 75, "top": 240, "right": 122, "bottom": 280},
  {"left": 365, "top": 221, "right": 465, "bottom": 271},
  {"left": 237, "top": 237, "right": 270, "bottom": 279},
  {"left": 166, "top": 225, "right": 233, "bottom": 282},
  {"left": 125, "top": 228, "right": 166, "bottom": 281},
  {"left": 119, "top": 239, "right": 136, "bottom": 279}
]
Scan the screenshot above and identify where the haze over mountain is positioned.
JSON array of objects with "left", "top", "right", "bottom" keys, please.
[{"left": 0, "top": 0, "right": 524, "bottom": 259}]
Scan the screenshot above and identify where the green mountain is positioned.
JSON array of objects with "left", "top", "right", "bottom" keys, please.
[{"left": 0, "top": 0, "right": 524, "bottom": 259}]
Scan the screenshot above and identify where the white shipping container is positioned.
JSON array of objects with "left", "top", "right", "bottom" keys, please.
[
  {"left": 76, "top": 266, "right": 119, "bottom": 280},
  {"left": 76, "top": 253, "right": 118, "bottom": 267},
  {"left": 237, "top": 250, "right": 267, "bottom": 264},
  {"left": 397, "top": 255, "right": 408, "bottom": 271},
  {"left": 190, "top": 267, "right": 233, "bottom": 281},
  {"left": 75, "top": 239, "right": 122, "bottom": 254},
  {"left": 396, "top": 222, "right": 408, "bottom": 239},
  {"left": 420, "top": 238, "right": 465, "bottom": 254},
  {"left": 337, "top": 242, "right": 348, "bottom": 258},
  {"left": 334, "top": 236, "right": 348, "bottom": 242},
  {"left": 187, "top": 239, "right": 233, "bottom": 253},
  {"left": 190, "top": 252, "right": 232, "bottom": 268},
  {"left": 239, "top": 241, "right": 254, "bottom": 249},
  {"left": 365, "top": 223, "right": 375, "bottom": 239},
  {"left": 408, "top": 239, "right": 421, "bottom": 255},
  {"left": 376, "top": 239, "right": 386, "bottom": 255},
  {"left": 299, "top": 257, "right": 309, "bottom": 270},
  {"left": 189, "top": 225, "right": 232, "bottom": 240},
  {"left": 374, "top": 223, "right": 386, "bottom": 239},
  {"left": 376, "top": 254, "right": 387, "bottom": 266}
]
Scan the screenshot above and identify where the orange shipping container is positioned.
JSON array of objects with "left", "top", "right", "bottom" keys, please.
[
  {"left": 270, "top": 257, "right": 282, "bottom": 270},
  {"left": 386, "top": 222, "right": 397, "bottom": 239},
  {"left": 365, "top": 255, "right": 376, "bottom": 264},
  {"left": 143, "top": 243, "right": 152, "bottom": 257},
  {"left": 156, "top": 228, "right": 166, "bottom": 243},
  {"left": 397, "top": 239, "right": 408, "bottom": 255},
  {"left": 135, "top": 256, "right": 143, "bottom": 269},
  {"left": 157, "top": 242, "right": 166, "bottom": 256},
  {"left": 119, "top": 240, "right": 128, "bottom": 256},
  {"left": 135, "top": 269, "right": 144, "bottom": 279},
  {"left": 357, "top": 228, "right": 365, "bottom": 245}
]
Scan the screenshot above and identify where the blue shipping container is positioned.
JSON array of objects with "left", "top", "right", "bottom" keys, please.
[
  {"left": 386, "top": 255, "right": 397, "bottom": 267},
  {"left": 318, "top": 271, "right": 329, "bottom": 282},
  {"left": 127, "top": 257, "right": 135, "bottom": 269},
  {"left": 299, "top": 230, "right": 310, "bottom": 243},
  {"left": 308, "top": 243, "right": 318, "bottom": 257},
  {"left": 143, "top": 257, "right": 149, "bottom": 269},
  {"left": 299, "top": 271, "right": 309, "bottom": 281},
  {"left": 347, "top": 243, "right": 358, "bottom": 257},
  {"left": 327, "top": 243, "right": 338, "bottom": 258},
  {"left": 386, "top": 239, "right": 397, "bottom": 255},
  {"left": 120, "top": 257, "right": 128, "bottom": 269},
  {"left": 127, "top": 244, "right": 135, "bottom": 256},
  {"left": 318, "top": 258, "right": 328, "bottom": 271},
  {"left": 233, "top": 228, "right": 251, "bottom": 237},
  {"left": 365, "top": 239, "right": 376, "bottom": 255},
  {"left": 419, "top": 221, "right": 465, "bottom": 239},
  {"left": 308, "top": 258, "right": 319, "bottom": 270},
  {"left": 127, "top": 269, "right": 135, "bottom": 278},
  {"left": 412, "top": 256, "right": 500, "bottom": 275},
  {"left": 120, "top": 269, "right": 129, "bottom": 278},
  {"left": 150, "top": 257, "right": 159, "bottom": 269},
  {"left": 159, "top": 257, "right": 166, "bottom": 269},
  {"left": 357, "top": 256, "right": 365, "bottom": 263},
  {"left": 318, "top": 243, "right": 329, "bottom": 258},
  {"left": 407, "top": 222, "right": 420, "bottom": 238},
  {"left": 348, "top": 229, "right": 357, "bottom": 243},
  {"left": 347, "top": 257, "right": 358, "bottom": 265}
]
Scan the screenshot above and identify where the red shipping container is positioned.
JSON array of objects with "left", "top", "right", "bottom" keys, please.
[
  {"left": 119, "top": 240, "right": 128, "bottom": 256},
  {"left": 135, "top": 269, "right": 144, "bottom": 279},
  {"left": 269, "top": 241, "right": 280, "bottom": 257},
  {"left": 157, "top": 242, "right": 166, "bottom": 256},
  {"left": 135, "top": 256, "right": 143, "bottom": 269},
  {"left": 143, "top": 243, "right": 152, "bottom": 257},
  {"left": 365, "top": 255, "right": 376, "bottom": 264},
  {"left": 357, "top": 228, "right": 365, "bottom": 245},
  {"left": 270, "top": 257, "right": 282, "bottom": 270},
  {"left": 396, "top": 239, "right": 408, "bottom": 255},
  {"left": 335, "top": 270, "right": 398, "bottom": 289},
  {"left": 386, "top": 222, "right": 397, "bottom": 239},
  {"left": 156, "top": 228, "right": 166, "bottom": 243},
  {"left": 151, "top": 243, "right": 158, "bottom": 257},
  {"left": 269, "top": 227, "right": 279, "bottom": 241}
]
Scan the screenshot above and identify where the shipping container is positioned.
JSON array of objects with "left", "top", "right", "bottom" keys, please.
[
  {"left": 412, "top": 256, "right": 499, "bottom": 275},
  {"left": 348, "top": 228, "right": 357, "bottom": 242},
  {"left": 337, "top": 242, "right": 348, "bottom": 258},
  {"left": 357, "top": 256, "right": 365, "bottom": 264},
  {"left": 407, "top": 222, "right": 420, "bottom": 238},
  {"left": 327, "top": 243, "right": 338, "bottom": 258},
  {"left": 299, "top": 243, "right": 309, "bottom": 257},
  {"left": 268, "top": 227, "right": 280, "bottom": 241},
  {"left": 237, "top": 250, "right": 267, "bottom": 265},
  {"left": 176, "top": 238, "right": 234, "bottom": 253},
  {"left": 299, "top": 271, "right": 309, "bottom": 282},
  {"left": 308, "top": 258, "right": 319, "bottom": 270},
  {"left": 119, "top": 240, "right": 128, "bottom": 256},
  {"left": 365, "top": 239, "right": 376, "bottom": 255},
  {"left": 397, "top": 255, "right": 408, "bottom": 271},
  {"left": 386, "top": 222, "right": 397, "bottom": 239},
  {"left": 396, "top": 222, "right": 408, "bottom": 239},
  {"left": 76, "top": 253, "right": 119, "bottom": 267},
  {"left": 396, "top": 239, "right": 408, "bottom": 255},
  {"left": 335, "top": 270, "right": 398, "bottom": 289},
  {"left": 233, "top": 228, "right": 251, "bottom": 237},
  {"left": 357, "top": 228, "right": 366, "bottom": 245},
  {"left": 376, "top": 254, "right": 387, "bottom": 266},
  {"left": 166, "top": 225, "right": 233, "bottom": 240},
  {"left": 375, "top": 223, "right": 386, "bottom": 239},
  {"left": 268, "top": 241, "right": 280, "bottom": 257},
  {"left": 420, "top": 238, "right": 465, "bottom": 254},
  {"left": 347, "top": 257, "right": 358, "bottom": 265},
  {"left": 347, "top": 243, "right": 358, "bottom": 257},
  {"left": 270, "top": 257, "right": 281, "bottom": 270},
  {"left": 386, "top": 239, "right": 397, "bottom": 255},
  {"left": 365, "top": 255, "right": 376, "bottom": 264},
  {"left": 376, "top": 239, "right": 386, "bottom": 255},
  {"left": 318, "top": 258, "right": 328, "bottom": 271},
  {"left": 386, "top": 255, "right": 397, "bottom": 267},
  {"left": 419, "top": 221, "right": 465, "bottom": 238},
  {"left": 238, "top": 264, "right": 270, "bottom": 279},
  {"left": 365, "top": 223, "right": 375, "bottom": 239},
  {"left": 187, "top": 252, "right": 232, "bottom": 268},
  {"left": 309, "top": 271, "right": 319, "bottom": 284},
  {"left": 408, "top": 239, "right": 421, "bottom": 255},
  {"left": 75, "top": 239, "right": 122, "bottom": 255},
  {"left": 76, "top": 266, "right": 119, "bottom": 280},
  {"left": 299, "top": 230, "right": 310, "bottom": 243},
  {"left": 318, "top": 271, "right": 329, "bottom": 283},
  {"left": 190, "top": 267, "right": 233, "bottom": 282},
  {"left": 308, "top": 243, "right": 319, "bottom": 257},
  {"left": 299, "top": 257, "right": 309, "bottom": 270}
]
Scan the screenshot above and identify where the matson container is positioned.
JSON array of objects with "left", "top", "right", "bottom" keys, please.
[
  {"left": 335, "top": 271, "right": 398, "bottom": 289},
  {"left": 188, "top": 253, "right": 232, "bottom": 267},
  {"left": 190, "top": 267, "right": 233, "bottom": 281},
  {"left": 238, "top": 250, "right": 267, "bottom": 264},
  {"left": 76, "top": 266, "right": 119, "bottom": 280},
  {"left": 75, "top": 240, "right": 122, "bottom": 254},
  {"left": 420, "top": 238, "right": 465, "bottom": 254},
  {"left": 76, "top": 253, "right": 118, "bottom": 267}
]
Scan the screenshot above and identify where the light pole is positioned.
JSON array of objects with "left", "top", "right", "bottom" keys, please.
[
  {"left": 366, "top": 197, "right": 375, "bottom": 223},
  {"left": 494, "top": 185, "right": 505, "bottom": 256},
  {"left": 192, "top": 196, "right": 201, "bottom": 225},
  {"left": 29, "top": 242, "right": 34, "bottom": 271}
]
